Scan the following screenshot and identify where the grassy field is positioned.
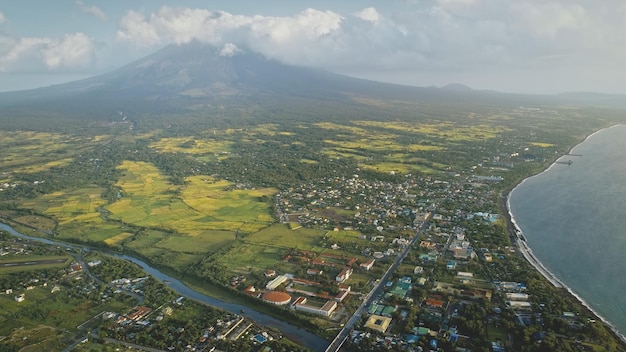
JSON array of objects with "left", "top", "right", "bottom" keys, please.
[
  {"left": 150, "top": 136, "right": 233, "bottom": 155},
  {"left": 0, "top": 285, "right": 133, "bottom": 351},
  {"left": 20, "top": 187, "right": 107, "bottom": 226},
  {"left": 217, "top": 224, "right": 323, "bottom": 275},
  {"left": 312, "top": 120, "right": 515, "bottom": 174},
  {"left": 0, "top": 255, "right": 71, "bottom": 274},
  {"left": 0, "top": 131, "right": 96, "bottom": 174},
  {"left": 106, "top": 161, "right": 275, "bottom": 235}
]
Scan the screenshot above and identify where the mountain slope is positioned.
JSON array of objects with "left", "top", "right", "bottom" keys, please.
[{"left": 1, "top": 42, "right": 624, "bottom": 124}]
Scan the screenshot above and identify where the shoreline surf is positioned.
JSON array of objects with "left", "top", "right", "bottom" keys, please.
[{"left": 504, "top": 123, "right": 626, "bottom": 344}]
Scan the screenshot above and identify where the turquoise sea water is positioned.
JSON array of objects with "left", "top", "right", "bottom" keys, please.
[{"left": 509, "top": 124, "right": 626, "bottom": 339}]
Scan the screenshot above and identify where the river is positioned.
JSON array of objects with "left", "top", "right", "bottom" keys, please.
[
  {"left": 0, "top": 222, "right": 329, "bottom": 351},
  {"left": 508, "top": 124, "right": 626, "bottom": 341}
]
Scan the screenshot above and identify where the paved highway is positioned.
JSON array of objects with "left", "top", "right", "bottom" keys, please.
[{"left": 325, "top": 213, "right": 432, "bottom": 352}]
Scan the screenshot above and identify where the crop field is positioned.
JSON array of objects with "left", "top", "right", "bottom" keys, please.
[
  {"left": 242, "top": 224, "right": 321, "bottom": 249},
  {"left": 182, "top": 176, "right": 276, "bottom": 226},
  {"left": 354, "top": 120, "right": 510, "bottom": 142},
  {"left": 530, "top": 142, "right": 555, "bottom": 147},
  {"left": 20, "top": 188, "right": 107, "bottom": 224},
  {"left": 106, "top": 161, "right": 275, "bottom": 236},
  {"left": 150, "top": 137, "right": 233, "bottom": 155},
  {"left": 313, "top": 121, "right": 478, "bottom": 174},
  {"left": 153, "top": 230, "right": 235, "bottom": 253},
  {"left": 0, "top": 131, "right": 93, "bottom": 174},
  {"left": 103, "top": 232, "right": 133, "bottom": 246}
]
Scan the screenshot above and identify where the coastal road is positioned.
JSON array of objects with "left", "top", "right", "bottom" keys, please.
[{"left": 325, "top": 213, "right": 432, "bottom": 352}]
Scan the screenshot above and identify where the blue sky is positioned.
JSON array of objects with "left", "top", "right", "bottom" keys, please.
[{"left": 1, "top": 0, "right": 625, "bottom": 94}]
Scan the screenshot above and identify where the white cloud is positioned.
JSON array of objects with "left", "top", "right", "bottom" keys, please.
[
  {"left": 0, "top": 33, "right": 95, "bottom": 72},
  {"left": 4, "top": 1, "right": 626, "bottom": 92},
  {"left": 75, "top": 0, "right": 107, "bottom": 21},
  {"left": 219, "top": 43, "right": 240, "bottom": 57},
  {"left": 355, "top": 7, "right": 381, "bottom": 24},
  {"left": 42, "top": 33, "right": 95, "bottom": 70},
  {"left": 117, "top": 10, "right": 162, "bottom": 46}
]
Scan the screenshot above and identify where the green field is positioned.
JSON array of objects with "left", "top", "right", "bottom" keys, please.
[
  {"left": 0, "top": 255, "right": 71, "bottom": 274},
  {"left": 0, "top": 281, "right": 133, "bottom": 351},
  {"left": 106, "top": 161, "right": 275, "bottom": 235},
  {"left": 0, "top": 131, "right": 96, "bottom": 174}
]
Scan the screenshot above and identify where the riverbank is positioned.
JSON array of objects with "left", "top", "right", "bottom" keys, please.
[
  {"left": 502, "top": 124, "right": 626, "bottom": 345},
  {"left": 0, "top": 222, "right": 329, "bottom": 351}
]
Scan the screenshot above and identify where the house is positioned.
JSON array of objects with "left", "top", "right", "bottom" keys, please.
[
  {"left": 264, "top": 270, "right": 276, "bottom": 278},
  {"left": 360, "top": 258, "right": 375, "bottom": 271},
  {"left": 128, "top": 306, "right": 152, "bottom": 321},
  {"left": 87, "top": 260, "right": 102, "bottom": 267},
  {"left": 425, "top": 298, "right": 445, "bottom": 309},
  {"left": 506, "top": 301, "right": 532, "bottom": 310},
  {"left": 14, "top": 294, "right": 25, "bottom": 302},
  {"left": 335, "top": 286, "right": 351, "bottom": 302},
  {"left": 307, "top": 268, "right": 323, "bottom": 275},
  {"left": 414, "top": 266, "right": 424, "bottom": 275},
  {"left": 336, "top": 268, "right": 353, "bottom": 283}
]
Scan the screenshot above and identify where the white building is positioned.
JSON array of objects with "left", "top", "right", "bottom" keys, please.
[
  {"left": 265, "top": 275, "right": 289, "bottom": 290},
  {"left": 293, "top": 297, "right": 337, "bottom": 317}
]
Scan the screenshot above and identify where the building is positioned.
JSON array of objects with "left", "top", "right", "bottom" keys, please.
[
  {"left": 128, "top": 306, "right": 152, "bottom": 321},
  {"left": 14, "top": 294, "right": 25, "bottom": 302},
  {"left": 265, "top": 275, "right": 289, "bottom": 290},
  {"left": 506, "top": 300, "right": 532, "bottom": 309},
  {"left": 360, "top": 258, "right": 375, "bottom": 271},
  {"left": 364, "top": 314, "right": 392, "bottom": 333},
  {"left": 336, "top": 268, "right": 353, "bottom": 283},
  {"left": 335, "top": 286, "right": 351, "bottom": 302},
  {"left": 262, "top": 291, "right": 292, "bottom": 305},
  {"left": 293, "top": 297, "right": 337, "bottom": 317},
  {"left": 506, "top": 292, "right": 529, "bottom": 301}
]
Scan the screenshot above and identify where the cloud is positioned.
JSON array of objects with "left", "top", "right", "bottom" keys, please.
[
  {"left": 42, "top": 33, "right": 95, "bottom": 69},
  {"left": 0, "top": 33, "right": 95, "bottom": 72},
  {"left": 0, "top": 12, "right": 5, "bottom": 24},
  {"left": 355, "top": 7, "right": 381, "bottom": 24},
  {"left": 116, "top": 7, "right": 342, "bottom": 48},
  {"left": 5, "top": 1, "right": 626, "bottom": 92},
  {"left": 219, "top": 43, "right": 240, "bottom": 57},
  {"left": 75, "top": 0, "right": 107, "bottom": 21}
]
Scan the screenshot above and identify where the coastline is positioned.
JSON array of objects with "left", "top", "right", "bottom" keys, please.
[{"left": 502, "top": 124, "right": 626, "bottom": 344}]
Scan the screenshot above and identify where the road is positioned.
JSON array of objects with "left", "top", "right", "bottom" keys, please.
[
  {"left": 0, "top": 258, "right": 67, "bottom": 267},
  {"left": 325, "top": 213, "right": 432, "bottom": 352}
]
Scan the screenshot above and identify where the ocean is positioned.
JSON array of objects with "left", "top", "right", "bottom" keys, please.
[{"left": 508, "top": 124, "right": 626, "bottom": 340}]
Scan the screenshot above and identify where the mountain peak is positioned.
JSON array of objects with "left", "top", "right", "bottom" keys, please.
[{"left": 440, "top": 83, "right": 472, "bottom": 92}]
